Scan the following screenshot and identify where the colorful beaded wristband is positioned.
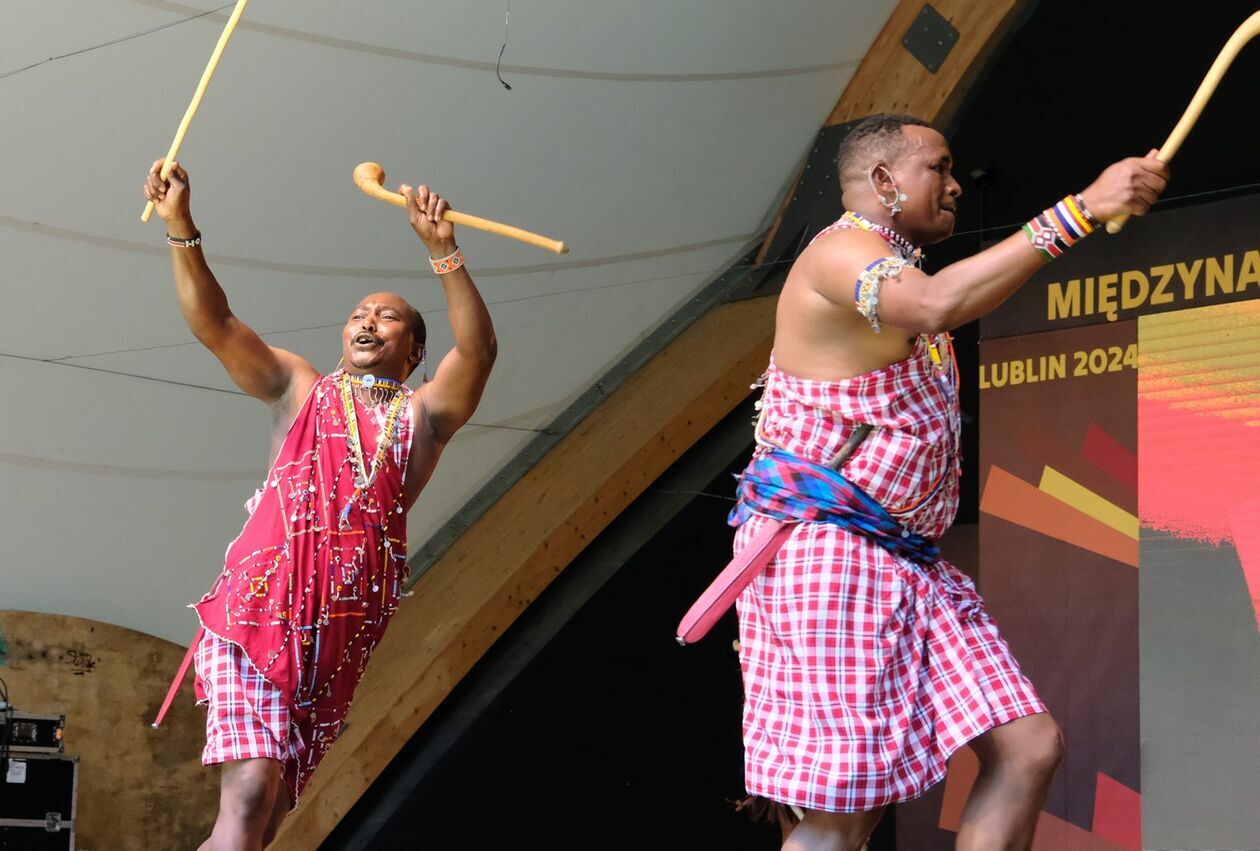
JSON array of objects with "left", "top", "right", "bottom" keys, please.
[
  {"left": 854, "top": 256, "right": 908, "bottom": 333},
  {"left": 166, "top": 231, "right": 202, "bottom": 248},
  {"left": 1072, "top": 193, "right": 1102, "bottom": 229},
  {"left": 429, "top": 246, "right": 464, "bottom": 275},
  {"left": 1022, "top": 194, "right": 1100, "bottom": 261}
]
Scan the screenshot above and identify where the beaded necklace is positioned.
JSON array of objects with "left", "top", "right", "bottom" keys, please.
[
  {"left": 841, "top": 211, "right": 954, "bottom": 392},
  {"left": 345, "top": 371, "right": 406, "bottom": 408},
  {"left": 841, "top": 210, "right": 921, "bottom": 265},
  {"left": 338, "top": 372, "right": 409, "bottom": 529}
]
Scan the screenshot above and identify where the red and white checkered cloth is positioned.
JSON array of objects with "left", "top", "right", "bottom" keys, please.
[
  {"left": 187, "top": 371, "right": 416, "bottom": 804},
  {"left": 194, "top": 629, "right": 305, "bottom": 807},
  {"left": 735, "top": 350, "right": 1044, "bottom": 812}
]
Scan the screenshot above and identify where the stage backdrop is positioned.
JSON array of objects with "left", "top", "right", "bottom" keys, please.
[{"left": 902, "top": 193, "right": 1260, "bottom": 850}]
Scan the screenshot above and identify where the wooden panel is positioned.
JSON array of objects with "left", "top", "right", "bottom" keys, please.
[
  {"left": 274, "top": 0, "right": 1027, "bottom": 845},
  {"left": 0, "top": 611, "right": 216, "bottom": 849},
  {"left": 825, "top": 0, "right": 1026, "bottom": 127}
]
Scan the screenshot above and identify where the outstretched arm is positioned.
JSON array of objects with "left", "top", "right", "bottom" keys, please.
[
  {"left": 404, "top": 184, "right": 498, "bottom": 444},
  {"left": 814, "top": 151, "right": 1170, "bottom": 334},
  {"left": 143, "top": 159, "right": 315, "bottom": 404}
]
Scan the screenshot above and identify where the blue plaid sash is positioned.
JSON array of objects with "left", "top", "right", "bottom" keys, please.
[{"left": 728, "top": 449, "right": 940, "bottom": 565}]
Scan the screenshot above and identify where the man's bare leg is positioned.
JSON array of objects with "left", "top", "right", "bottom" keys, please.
[
  {"left": 260, "top": 783, "right": 291, "bottom": 848},
  {"left": 199, "top": 758, "right": 285, "bottom": 851},
  {"left": 956, "top": 713, "right": 1063, "bottom": 851},
  {"left": 782, "top": 807, "right": 884, "bottom": 851}
]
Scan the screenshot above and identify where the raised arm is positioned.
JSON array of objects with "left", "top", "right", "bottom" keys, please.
[
  {"left": 143, "top": 159, "right": 315, "bottom": 404},
  {"left": 813, "top": 151, "right": 1170, "bottom": 335},
  {"left": 403, "top": 184, "right": 498, "bottom": 445}
]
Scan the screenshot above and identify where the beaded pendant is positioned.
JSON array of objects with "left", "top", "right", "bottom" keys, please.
[{"left": 338, "top": 372, "right": 408, "bottom": 529}]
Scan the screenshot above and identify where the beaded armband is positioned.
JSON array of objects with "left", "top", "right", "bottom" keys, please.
[
  {"left": 429, "top": 246, "right": 464, "bottom": 275},
  {"left": 1022, "top": 194, "right": 1100, "bottom": 262},
  {"left": 854, "top": 256, "right": 908, "bottom": 333}
]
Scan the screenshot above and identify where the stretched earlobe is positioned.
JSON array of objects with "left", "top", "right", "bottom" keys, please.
[{"left": 868, "top": 166, "right": 908, "bottom": 217}]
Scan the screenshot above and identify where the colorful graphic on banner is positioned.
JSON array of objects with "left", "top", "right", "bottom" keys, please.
[
  {"left": 897, "top": 193, "right": 1260, "bottom": 847},
  {"left": 973, "top": 321, "right": 1142, "bottom": 846},
  {"left": 900, "top": 322, "right": 1146, "bottom": 847},
  {"left": 1139, "top": 300, "right": 1260, "bottom": 586},
  {"left": 931, "top": 228, "right": 1260, "bottom": 851},
  {"left": 1136, "top": 299, "right": 1260, "bottom": 848}
]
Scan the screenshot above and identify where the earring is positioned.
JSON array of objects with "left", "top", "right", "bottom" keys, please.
[
  {"left": 420, "top": 346, "right": 428, "bottom": 383},
  {"left": 868, "top": 168, "right": 908, "bottom": 216}
]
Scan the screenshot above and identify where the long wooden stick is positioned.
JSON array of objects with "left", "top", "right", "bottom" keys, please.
[
  {"left": 1107, "top": 10, "right": 1260, "bottom": 234},
  {"left": 141, "top": 0, "right": 251, "bottom": 222},
  {"left": 353, "top": 162, "right": 569, "bottom": 255}
]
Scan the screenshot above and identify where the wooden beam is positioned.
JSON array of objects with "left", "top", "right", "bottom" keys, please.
[
  {"left": 274, "top": 1, "right": 1027, "bottom": 845},
  {"left": 826, "top": 0, "right": 1027, "bottom": 127}
]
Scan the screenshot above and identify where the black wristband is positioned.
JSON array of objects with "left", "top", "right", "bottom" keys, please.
[{"left": 166, "top": 231, "right": 202, "bottom": 248}]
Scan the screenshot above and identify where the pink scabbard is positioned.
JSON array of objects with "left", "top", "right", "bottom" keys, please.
[
  {"left": 675, "top": 518, "right": 795, "bottom": 645},
  {"left": 151, "top": 626, "right": 203, "bottom": 729}
]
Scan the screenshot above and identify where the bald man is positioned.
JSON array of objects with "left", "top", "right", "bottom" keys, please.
[
  {"left": 725, "top": 114, "right": 1167, "bottom": 851},
  {"left": 145, "top": 159, "right": 496, "bottom": 849}
]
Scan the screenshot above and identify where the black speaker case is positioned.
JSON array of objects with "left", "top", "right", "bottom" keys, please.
[{"left": 0, "top": 753, "right": 77, "bottom": 850}]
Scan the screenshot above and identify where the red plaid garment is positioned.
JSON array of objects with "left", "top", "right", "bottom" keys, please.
[
  {"left": 194, "top": 629, "right": 305, "bottom": 807},
  {"left": 735, "top": 349, "right": 1044, "bottom": 812},
  {"left": 752, "top": 348, "right": 960, "bottom": 537},
  {"left": 189, "top": 371, "right": 414, "bottom": 801}
]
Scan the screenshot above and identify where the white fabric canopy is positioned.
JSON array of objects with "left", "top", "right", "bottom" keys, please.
[{"left": 0, "top": 0, "right": 894, "bottom": 642}]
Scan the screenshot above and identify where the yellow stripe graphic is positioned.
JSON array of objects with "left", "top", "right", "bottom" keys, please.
[{"left": 1038, "top": 466, "right": 1139, "bottom": 540}]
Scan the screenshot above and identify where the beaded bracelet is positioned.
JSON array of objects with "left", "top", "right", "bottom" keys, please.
[
  {"left": 166, "top": 231, "right": 202, "bottom": 248},
  {"left": 854, "top": 256, "right": 908, "bottom": 333},
  {"left": 1022, "top": 194, "right": 1100, "bottom": 261},
  {"left": 429, "top": 246, "right": 464, "bottom": 275}
]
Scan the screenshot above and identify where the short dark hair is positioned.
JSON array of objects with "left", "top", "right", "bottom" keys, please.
[{"left": 836, "top": 113, "right": 932, "bottom": 185}]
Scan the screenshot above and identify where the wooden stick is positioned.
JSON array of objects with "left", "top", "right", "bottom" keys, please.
[
  {"left": 353, "top": 162, "right": 569, "bottom": 255},
  {"left": 141, "top": 0, "right": 251, "bottom": 223},
  {"left": 1107, "top": 10, "right": 1260, "bottom": 234}
]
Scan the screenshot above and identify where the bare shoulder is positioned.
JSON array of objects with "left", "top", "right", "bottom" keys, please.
[
  {"left": 800, "top": 227, "right": 892, "bottom": 276},
  {"left": 775, "top": 228, "right": 913, "bottom": 378},
  {"left": 789, "top": 228, "right": 892, "bottom": 301}
]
